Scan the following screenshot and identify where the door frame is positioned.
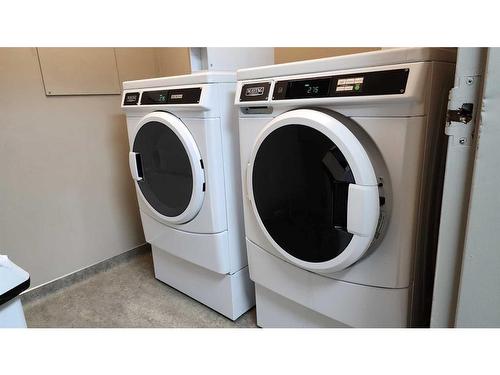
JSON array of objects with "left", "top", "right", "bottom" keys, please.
[
  {"left": 247, "top": 109, "right": 380, "bottom": 273},
  {"left": 130, "top": 111, "right": 205, "bottom": 225}
]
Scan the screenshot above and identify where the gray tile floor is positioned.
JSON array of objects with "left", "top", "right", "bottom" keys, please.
[{"left": 23, "top": 249, "right": 257, "bottom": 328}]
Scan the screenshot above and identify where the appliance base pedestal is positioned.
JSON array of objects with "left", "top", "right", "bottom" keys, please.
[
  {"left": 152, "top": 246, "right": 255, "bottom": 321},
  {"left": 255, "top": 284, "right": 348, "bottom": 328},
  {"left": 247, "top": 239, "right": 409, "bottom": 327}
]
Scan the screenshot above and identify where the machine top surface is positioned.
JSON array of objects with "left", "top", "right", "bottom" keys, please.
[
  {"left": 123, "top": 71, "right": 236, "bottom": 90},
  {"left": 237, "top": 48, "right": 456, "bottom": 81}
]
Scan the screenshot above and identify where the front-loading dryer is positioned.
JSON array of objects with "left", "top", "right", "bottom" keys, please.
[
  {"left": 235, "top": 48, "right": 456, "bottom": 327},
  {"left": 122, "top": 72, "right": 254, "bottom": 320}
]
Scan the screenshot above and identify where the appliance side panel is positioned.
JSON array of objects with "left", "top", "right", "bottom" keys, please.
[
  {"left": 219, "top": 83, "right": 248, "bottom": 272},
  {"left": 409, "top": 61, "right": 456, "bottom": 327}
]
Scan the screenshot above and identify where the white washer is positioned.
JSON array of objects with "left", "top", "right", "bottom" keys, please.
[
  {"left": 235, "top": 48, "right": 456, "bottom": 327},
  {"left": 122, "top": 72, "right": 254, "bottom": 320}
]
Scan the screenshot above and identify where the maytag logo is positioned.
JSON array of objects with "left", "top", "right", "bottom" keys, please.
[
  {"left": 245, "top": 87, "right": 265, "bottom": 96},
  {"left": 171, "top": 94, "right": 183, "bottom": 99}
]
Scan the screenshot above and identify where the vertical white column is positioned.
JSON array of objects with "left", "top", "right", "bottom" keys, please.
[
  {"left": 430, "top": 48, "right": 487, "bottom": 327},
  {"left": 454, "top": 48, "right": 500, "bottom": 327},
  {"left": 189, "top": 48, "right": 274, "bottom": 72}
]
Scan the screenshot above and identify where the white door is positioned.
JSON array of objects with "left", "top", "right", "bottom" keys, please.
[
  {"left": 247, "top": 109, "right": 380, "bottom": 273},
  {"left": 129, "top": 111, "right": 205, "bottom": 225},
  {"left": 454, "top": 48, "right": 500, "bottom": 327}
]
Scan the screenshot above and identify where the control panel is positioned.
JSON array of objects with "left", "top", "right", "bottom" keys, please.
[
  {"left": 122, "top": 87, "right": 202, "bottom": 106},
  {"left": 237, "top": 68, "right": 410, "bottom": 104},
  {"left": 273, "top": 69, "right": 409, "bottom": 100}
]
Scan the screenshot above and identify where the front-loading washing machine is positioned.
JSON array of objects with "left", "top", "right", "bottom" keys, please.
[
  {"left": 122, "top": 72, "right": 254, "bottom": 320},
  {"left": 235, "top": 48, "right": 456, "bottom": 327}
]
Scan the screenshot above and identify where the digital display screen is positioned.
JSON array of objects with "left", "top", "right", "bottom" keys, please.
[
  {"left": 286, "top": 78, "right": 331, "bottom": 99},
  {"left": 140, "top": 90, "right": 169, "bottom": 105}
]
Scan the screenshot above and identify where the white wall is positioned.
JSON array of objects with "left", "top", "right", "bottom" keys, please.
[{"left": 0, "top": 48, "right": 157, "bottom": 288}]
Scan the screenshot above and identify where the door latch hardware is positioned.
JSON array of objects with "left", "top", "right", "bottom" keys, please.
[{"left": 447, "top": 103, "right": 474, "bottom": 124}]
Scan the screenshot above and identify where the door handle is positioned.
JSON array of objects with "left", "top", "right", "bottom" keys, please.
[
  {"left": 129, "top": 152, "right": 143, "bottom": 181},
  {"left": 346, "top": 184, "right": 379, "bottom": 237}
]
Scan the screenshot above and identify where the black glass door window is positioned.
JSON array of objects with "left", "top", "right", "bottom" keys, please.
[
  {"left": 133, "top": 121, "right": 193, "bottom": 217},
  {"left": 252, "top": 124, "right": 355, "bottom": 263}
]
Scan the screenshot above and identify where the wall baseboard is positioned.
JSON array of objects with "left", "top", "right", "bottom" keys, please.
[{"left": 21, "top": 243, "right": 150, "bottom": 305}]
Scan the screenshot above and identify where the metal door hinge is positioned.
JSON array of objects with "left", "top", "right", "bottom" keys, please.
[{"left": 447, "top": 103, "right": 474, "bottom": 124}]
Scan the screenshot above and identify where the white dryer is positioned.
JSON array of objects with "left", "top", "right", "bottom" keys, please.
[
  {"left": 235, "top": 48, "right": 456, "bottom": 327},
  {"left": 122, "top": 72, "right": 254, "bottom": 320}
]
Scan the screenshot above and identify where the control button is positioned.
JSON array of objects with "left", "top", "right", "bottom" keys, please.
[
  {"left": 354, "top": 84, "right": 361, "bottom": 91},
  {"left": 344, "top": 85, "right": 354, "bottom": 90},
  {"left": 337, "top": 79, "right": 346, "bottom": 85},
  {"left": 354, "top": 77, "right": 364, "bottom": 83},
  {"left": 346, "top": 78, "right": 355, "bottom": 84}
]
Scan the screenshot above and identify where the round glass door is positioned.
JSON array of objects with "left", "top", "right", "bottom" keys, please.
[
  {"left": 252, "top": 124, "right": 355, "bottom": 263},
  {"left": 131, "top": 112, "right": 204, "bottom": 224},
  {"left": 248, "top": 109, "right": 380, "bottom": 273}
]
